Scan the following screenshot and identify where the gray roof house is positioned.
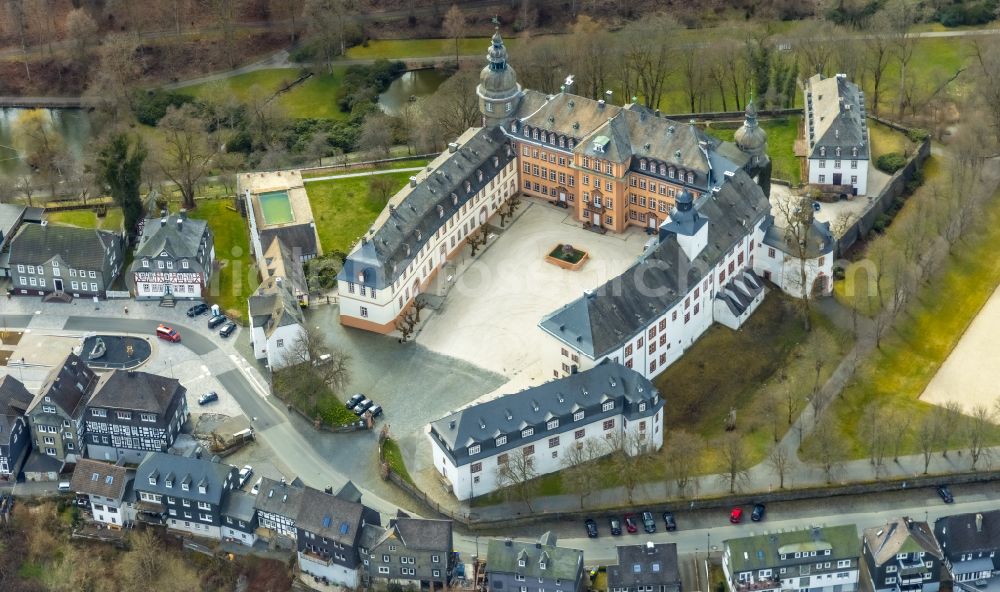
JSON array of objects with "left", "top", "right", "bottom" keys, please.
[
  {"left": 805, "top": 73, "right": 869, "bottom": 161},
  {"left": 0, "top": 203, "right": 27, "bottom": 278},
  {"left": 609, "top": 542, "right": 681, "bottom": 592},
  {"left": 255, "top": 476, "right": 306, "bottom": 540},
  {"left": 248, "top": 275, "right": 307, "bottom": 369},
  {"left": 486, "top": 532, "right": 586, "bottom": 592},
  {"left": 127, "top": 211, "right": 214, "bottom": 300},
  {"left": 863, "top": 517, "right": 944, "bottom": 592},
  {"left": 0, "top": 375, "right": 33, "bottom": 478},
  {"left": 9, "top": 223, "right": 123, "bottom": 299},
  {"left": 361, "top": 511, "right": 455, "bottom": 589},
  {"left": 221, "top": 490, "right": 260, "bottom": 546},
  {"left": 26, "top": 353, "right": 99, "bottom": 466},
  {"left": 295, "top": 484, "right": 382, "bottom": 588},
  {"left": 70, "top": 458, "right": 135, "bottom": 528},
  {"left": 934, "top": 511, "right": 1000, "bottom": 589}
]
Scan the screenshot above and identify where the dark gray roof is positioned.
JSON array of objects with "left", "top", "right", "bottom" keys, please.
[
  {"left": 248, "top": 276, "right": 305, "bottom": 337},
  {"left": 88, "top": 370, "right": 184, "bottom": 414},
  {"left": 540, "top": 170, "right": 769, "bottom": 358},
  {"left": 133, "top": 214, "right": 210, "bottom": 262},
  {"left": 805, "top": 73, "right": 870, "bottom": 160},
  {"left": 608, "top": 543, "right": 681, "bottom": 588},
  {"left": 222, "top": 490, "right": 258, "bottom": 522},
  {"left": 135, "top": 452, "right": 236, "bottom": 506},
  {"left": 335, "top": 480, "right": 362, "bottom": 504},
  {"left": 0, "top": 375, "right": 32, "bottom": 434},
  {"left": 254, "top": 476, "right": 305, "bottom": 518},
  {"left": 385, "top": 516, "right": 452, "bottom": 552},
  {"left": 486, "top": 532, "right": 583, "bottom": 581},
  {"left": 0, "top": 203, "right": 25, "bottom": 245},
  {"left": 23, "top": 450, "right": 63, "bottom": 473},
  {"left": 29, "top": 354, "right": 99, "bottom": 419},
  {"left": 339, "top": 126, "right": 514, "bottom": 291},
  {"left": 23, "top": 207, "right": 43, "bottom": 223},
  {"left": 430, "top": 359, "right": 660, "bottom": 466},
  {"left": 935, "top": 511, "right": 1000, "bottom": 560},
  {"left": 259, "top": 224, "right": 318, "bottom": 259},
  {"left": 864, "top": 517, "right": 943, "bottom": 566},
  {"left": 9, "top": 223, "right": 120, "bottom": 270},
  {"left": 296, "top": 485, "right": 366, "bottom": 545},
  {"left": 70, "top": 458, "right": 132, "bottom": 501},
  {"left": 762, "top": 215, "right": 835, "bottom": 259}
]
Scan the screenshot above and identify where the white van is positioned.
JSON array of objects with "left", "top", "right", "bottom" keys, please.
[{"left": 57, "top": 481, "right": 71, "bottom": 492}]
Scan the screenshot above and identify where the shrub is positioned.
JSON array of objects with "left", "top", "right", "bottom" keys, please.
[
  {"left": 876, "top": 153, "right": 907, "bottom": 174},
  {"left": 873, "top": 213, "right": 891, "bottom": 234},
  {"left": 907, "top": 128, "right": 930, "bottom": 143},
  {"left": 132, "top": 90, "right": 193, "bottom": 126}
]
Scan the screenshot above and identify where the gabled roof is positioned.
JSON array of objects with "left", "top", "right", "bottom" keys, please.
[
  {"left": 934, "top": 510, "right": 1000, "bottom": 560},
  {"left": 70, "top": 458, "right": 131, "bottom": 501},
  {"left": 259, "top": 224, "right": 319, "bottom": 259},
  {"left": 222, "top": 490, "right": 258, "bottom": 522},
  {"left": 262, "top": 237, "right": 308, "bottom": 296},
  {"left": 608, "top": 543, "right": 681, "bottom": 588},
  {"left": 135, "top": 452, "right": 235, "bottom": 506},
  {"left": 540, "top": 170, "right": 769, "bottom": 358},
  {"left": 0, "top": 203, "right": 25, "bottom": 244},
  {"left": 372, "top": 516, "right": 452, "bottom": 553},
  {"left": 516, "top": 90, "right": 623, "bottom": 144},
  {"left": 726, "top": 525, "right": 861, "bottom": 573},
  {"left": 805, "top": 73, "right": 870, "bottom": 160},
  {"left": 9, "top": 223, "right": 120, "bottom": 269},
  {"left": 762, "top": 214, "right": 835, "bottom": 259},
  {"left": 254, "top": 477, "right": 305, "bottom": 518},
  {"left": 296, "top": 485, "right": 366, "bottom": 545},
  {"left": 0, "top": 375, "right": 32, "bottom": 434},
  {"left": 248, "top": 275, "right": 305, "bottom": 338},
  {"left": 133, "top": 214, "right": 210, "bottom": 261},
  {"left": 864, "top": 517, "right": 943, "bottom": 566},
  {"left": 88, "top": 370, "right": 184, "bottom": 414},
  {"left": 486, "top": 532, "right": 583, "bottom": 581},
  {"left": 29, "top": 354, "right": 98, "bottom": 419}
]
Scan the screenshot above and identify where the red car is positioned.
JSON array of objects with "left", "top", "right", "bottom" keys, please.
[
  {"left": 624, "top": 513, "right": 639, "bottom": 533},
  {"left": 730, "top": 507, "right": 744, "bottom": 524}
]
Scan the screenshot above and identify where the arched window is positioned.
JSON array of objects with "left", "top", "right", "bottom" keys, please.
[
  {"left": 523, "top": 127, "right": 530, "bottom": 137},
  {"left": 559, "top": 136, "right": 565, "bottom": 148},
  {"left": 659, "top": 163, "right": 666, "bottom": 175},
  {"left": 464, "top": 181, "right": 472, "bottom": 194},
  {"left": 451, "top": 192, "right": 459, "bottom": 205},
  {"left": 415, "top": 229, "right": 422, "bottom": 241},
  {"left": 533, "top": 129, "right": 539, "bottom": 140},
  {"left": 686, "top": 172, "right": 694, "bottom": 183},
  {"left": 477, "top": 169, "right": 484, "bottom": 181},
  {"left": 819, "top": 146, "right": 826, "bottom": 157},
  {"left": 668, "top": 167, "right": 676, "bottom": 179},
  {"left": 835, "top": 147, "right": 842, "bottom": 157}
]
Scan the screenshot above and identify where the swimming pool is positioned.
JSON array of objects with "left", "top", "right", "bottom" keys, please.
[{"left": 258, "top": 190, "right": 294, "bottom": 225}]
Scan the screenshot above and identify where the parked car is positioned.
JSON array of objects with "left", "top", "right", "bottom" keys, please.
[
  {"left": 186, "top": 303, "right": 209, "bottom": 317},
  {"left": 250, "top": 477, "right": 262, "bottom": 496},
  {"left": 663, "top": 511, "right": 677, "bottom": 531},
  {"left": 641, "top": 511, "right": 656, "bottom": 533},
  {"left": 354, "top": 399, "right": 374, "bottom": 416},
  {"left": 937, "top": 485, "right": 954, "bottom": 504},
  {"left": 345, "top": 394, "right": 365, "bottom": 409},
  {"left": 155, "top": 324, "right": 181, "bottom": 342},
  {"left": 730, "top": 507, "right": 743, "bottom": 524},
  {"left": 812, "top": 201, "right": 821, "bottom": 212},
  {"left": 585, "top": 518, "right": 598, "bottom": 538},
  {"left": 751, "top": 503, "right": 766, "bottom": 522},
  {"left": 368, "top": 404, "right": 383, "bottom": 418},
  {"left": 609, "top": 517, "right": 622, "bottom": 536},
  {"left": 624, "top": 513, "right": 638, "bottom": 534},
  {"left": 207, "top": 314, "right": 227, "bottom": 329},
  {"left": 198, "top": 391, "right": 219, "bottom": 405},
  {"left": 237, "top": 465, "right": 253, "bottom": 488},
  {"left": 219, "top": 322, "right": 237, "bottom": 338}
]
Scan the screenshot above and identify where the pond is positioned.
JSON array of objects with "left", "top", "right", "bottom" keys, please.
[
  {"left": 0, "top": 107, "right": 94, "bottom": 178},
  {"left": 377, "top": 69, "right": 451, "bottom": 116}
]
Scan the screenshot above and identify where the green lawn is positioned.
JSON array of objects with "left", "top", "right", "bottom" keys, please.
[
  {"left": 176, "top": 68, "right": 348, "bottom": 120},
  {"left": 383, "top": 438, "right": 415, "bottom": 486},
  {"left": 344, "top": 37, "right": 510, "bottom": 60},
  {"left": 705, "top": 116, "right": 802, "bottom": 184},
  {"left": 813, "top": 183, "right": 1000, "bottom": 460},
  {"left": 47, "top": 207, "right": 124, "bottom": 231},
  {"left": 304, "top": 170, "right": 415, "bottom": 254},
  {"left": 301, "top": 158, "right": 430, "bottom": 179},
  {"left": 185, "top": 198, "right": 258, "bottom": 322},
  {"left": 869, "top": 121, "right": 916, "bottom": 161}
]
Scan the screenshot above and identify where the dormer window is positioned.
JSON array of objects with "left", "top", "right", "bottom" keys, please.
[
  {"left": 165, "top": 479, "right": 173, "bottom": 488},
  {"left": 546, "top": 419, "right": 559, "bottom": 430},
  {"left": 523, "top": 127, "right": 530, "bottom": 137},
  {"left": 852, "top": 146, "right": 858, "bottom": 157},
  {"left": 496, "top": 435, "right": 507, "bottom": 446},
  {"left": 468, "top": 444, "right": 480, "bottom": 455},
  {"left": 639, "top": 403, "right": 646, "bottom": 412},
  {"left": 149, "top": 476, "right": 157, "bottom": 485},
  {"left": 559, "top": 137, "right": 565, "bottom": 148},
  {"left": 437, "top": 205, "right": 444, "bottom": 218},
  {"left": 668, "top": 167, "right": 676, "bottom": 178},
  {"left": 522, "top": 428, "right": 534, "bottom": 438},
  {"left": 519, "top": 560, "right": 526, "bottom": 567},
  {"left": 602, "top": 401, "right": 614, "bottom": 412},
  {"left": 574, "top": 410, "right": 584, "bottom": 421},
  {"left": 835, "top": 147, "right": 841, "bottom": 156},
  {"left": 181, "top": 483, "right": 189, "bottom": 491},
  {"left": 477, "top": 169, "right": 483, "bottom": 181},
  {"left": 659, "top": 164, "right": 666, "bottom": 175},
  {"left": 686, "top": 172, "right": 694, "bottom": 183},
  {"left": 464, "top": 181, "right": 472, "bottom": 194},
  {"left": 819, "top": 146, "right": 826, "bottom": 157},
  {"left": 640, "top": 160, "right": 647, "bottom": 170},
  {"left": 533, "top": 129, "right": 539, "bottom": 140},
  {"left": 540, "top": 562, "right": 546, "bottom": 570},
  {"left": 452, "top": 193, "right": 459, "bottom": 205},
  {"left": 198, "top": 484, "right": 207, "bottom": 494}
]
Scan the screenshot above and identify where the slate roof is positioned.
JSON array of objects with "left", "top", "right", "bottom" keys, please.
[
  {"left": 135, "top": 452, "right": 235, "bottom": 506},
  {"left": 133, "top": 214, "right": 210, "bottom": 262},
  {"left": 338, "top": 126, "right": 514, "bottom": 291},
  {"left": 70, "top": 458, "right": 131, "bottom": 501},
  {"left": 23, "top": 450, "right": 63, "bottom": 473},
  {"left": 805, "top": 73, "right": 870, "bottom": 160},
  {"left": 254, "top": 477, "right": 305, "bottom": 518},
  {"left": 0, "top": 203, "right": 25, "bottom": 245},
  {"left": 9, "top": 223, "right": 120, "bottom": 270},
  {"left": 515, "top": 90, "right": 623, "bottom": 144},
  {"left": 430, "top": 359, "right": 659, "bottom": 465},
  {"left": 762, "top": 214, "right": 835, "bottom": 259},
  {"left": 608, "top": 543, "right": 681, "bottom": 588},
  {"left": 540, "top": 170, "right": 769, "bottom": 358},
  {"left": 259, "top": 224, "right": 319, "bottom": 259},
  {"left": 0, "top": 375, "right": 32, "bottom": 435},
  {"left": 296, "top": 485, "right": 366, "bottom": 546},
  {"left": 374, "top": 516, "right": 452, "bottom": 552},
  {"left": 486, "top": 532, "right": 583, "bottom": 581},
  {"left": 262, "top": 237, "right": 308, "bottom": 297},
  {"left": 935, "top": 510, "right": 1000, "bottom": 560},
  {"left": 864, "top": 517, "right": 943, "bottom": 566},
  {"left": 222, "top": 490, "right": 258, "bottom": 522},
  {"left": 248, "top": 276, "right": 305, "bottom": 337},
  {"left": 88, "top": 370, "right": 184, "bottom": 414},
  {"left": 335, "top": 480, "right": 362, "bottom": 504},
  {"left": 726, "top": 525, "right": 861, "bottom": 573},
  {"left": 29, "top": 354, "right": 98, "bottom": 420}
]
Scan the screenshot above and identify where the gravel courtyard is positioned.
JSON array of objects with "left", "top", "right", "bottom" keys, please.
[{"left": 416, "top": 201, "right": 650, "bottom": 391}]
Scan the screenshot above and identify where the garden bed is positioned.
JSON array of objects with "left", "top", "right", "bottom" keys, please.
[{"left": 545, "top": 244, "right": 589, "bottom": 270}]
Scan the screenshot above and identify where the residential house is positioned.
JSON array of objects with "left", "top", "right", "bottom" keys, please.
[
  {"left": 260, "top": 237, "right": 309, "bottom": 305},
  {"left": 934, "top": 510, "right": 1000, "bottom": 589},
  {"left": 26, "top": 353, "right": 99, "bottom": 466},
  {"left": 127, "top": 211, "right": 214, "bottom": 300},
  {"left": 84, "top": 369, "right": 189, "bottom": 463},
  {"left": 757, "top": 214, "right": 835, "bottom": 298},
  {"left": 429, "top": 359, "right": 663, "bottom": 501},
  {"left": 360, "top": 511, "right": 454, "bottom": 589},
  {"left": 9, "top": 223, "right": 123, "bottom": 299},
  {"left": 485, "top": 532, "right": 587, "bottom": 592},
  {"left": 608, "top": 542, "right": 681, "bottom": 592},
  {"left": 0, "top": 375, "right": 33, "bottom": 479},
  {"left": 255, "top": 476, "right": 305, "bottom": 543},
  {"left": 69, "top": 458, "right": 135, "bottom": 528},
  {"left": 248, "top": 276, "right": 307, "bottom": 370},
  {"left": 221, "top": 490, "right": 259, "bottom": 546},
  {"left": 804, "top": 73, "right": 871, "bottom": 196},
  {"left": 296, "top": 483, "right": 382, "bottom": 588},
  {"left": 722, "top": 524, "right": 861, "bottom": 592},
  {"left": 0, "top": 203, "right": 27, "bottom": 278},
  {"left": 863, "top": 517, "right": 944, "bottom": 592},
  {"left": 133, "top": 451, "right": 238, "bottom": 540}
]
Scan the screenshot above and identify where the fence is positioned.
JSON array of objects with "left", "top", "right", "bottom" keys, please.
[
  {"left": 660, "top": 107, "right": 804, "bottom": 122},
  {"left": 42, "top": 197, "right": 115, "bottom": 212},
  {"left": 295, "top": 152, "right": 439, "bottom": 178}
]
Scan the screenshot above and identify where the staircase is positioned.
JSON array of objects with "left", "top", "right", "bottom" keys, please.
[{"left": 159, "top": 295, "right": 176, "bottom": 308}]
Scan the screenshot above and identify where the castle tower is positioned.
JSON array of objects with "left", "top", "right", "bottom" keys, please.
[
  {"left": 476, "top": 26, "right": 522, "bottom": 127},
  {"left": 734, "top": 98, "right": 768, "bottom": 165}
]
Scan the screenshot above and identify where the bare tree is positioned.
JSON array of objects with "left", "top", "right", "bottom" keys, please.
[
  {"left": 767, "top": 445, "right": 792, "bottom": 489},
  {"left": 916, "top": 413, "right": 941, "bottom": 474},
  {"left": 883, "top": 0, "right": 920, "bottom": 118},
  {"left": 717, "top": 431, "right": 751, "bottom": 494},
  {"left": 569, "top": 18, "right": 612, "bottom": 100},
  {"left": 864, "top": 14, "right": 894, "bottom": 116},
  {"left": 860, "top": 402, "right": 888, "bottom": 474},
  {"left": 561, "top": 438, "right": 603, "bottom": 508},
  {"left": 618, "top": 17, "right": 678, "bottom": 110},
  {"left": 966, "top": 404, "right": 993, "bottom": 469},
  {"left": 495, "top": 448, "right": 538, "bottom": 512},
  {"left": 770, "top": 193, "right": 819, "bottom": 331},
  {"left": 467, "top": 226, "right": 489, "bottom": 256},
  {"left": 65, "top": 8, "right": 99, "bottom": 55},
  {"left": 5, "top": 0, "right": 32, "bottom": 81},
  {"left": 16, "top": 174, "right": 35, "bottom": 208},
  {"left": 368, "top": 176, "right": 396, "bottom": 208},
  {"left": 419, "top": 69, "right": 481, "bottom": 142},
  {"left": 359, "top": 113, "right": 394, "bottom": 159},
  {"left": 604, "top": 430, "right": 652, "bottom": 503},
  {"left": 885, "top": 406, "right": 912, "bottom": 462},
  {"left": 303, "top": 0, "right": 355, "bottom": 72},
  {"left": 806, "top": 421, "right": 846, "bottom": 483},
  {"left": 85, "top": 32, "right": 144, "bottom": 126},
  {"left": 442, "top": 5, "right": 466, "bottom": 68},
  {"left": 664, "top": 430, "right": 704, "bottom": 497},
  {"left": 158, "top": 104, "right": 215, "bottom": 210},
  {"left": 12, "top": 109, "right": 69, "bottom": 200},
  {"left": 940, "top": 401, "right": 964, "bottom": 458},
  {"left": 281, "top": 326, "right": 352, "bottom": 392}
]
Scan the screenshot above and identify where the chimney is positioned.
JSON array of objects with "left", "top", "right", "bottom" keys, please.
[
  {"left": 977, "top": 513, "right": 984, "bottom": 533},
  {"left": 409, "top": 176, "right": 418, "bottom": 188},
  {"left": 448, "top": 142, "right": 459, "bottom": 153}
]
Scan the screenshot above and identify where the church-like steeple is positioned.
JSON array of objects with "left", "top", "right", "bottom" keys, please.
[
  {"left": 476, "top": 21, "right": 522, "bottom": 127},
  {"left": 734, "top": 95, "right": 768, "bottom": 160}
]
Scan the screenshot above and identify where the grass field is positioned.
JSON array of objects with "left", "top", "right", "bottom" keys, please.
[
  {"left": 869, "top": 121, "right": 916, "bottom": 160},
  {"left": 177, "top": 68, "right": 348, "bottom": 120},
  {"left": 47, "top": 207, "right": 124, "bottom": 231},
  {"left": 812, "top": 183, "right": 1000, "bottom": 460},
  {"left": 705, "top": 116, "right": 802, "bottom": 184},
  {"left": 301, "top": 158, "right": 430, "bottom": 179},
  {"left": 383, "top": 438, "right": 415, "bottom": 486},
  {"left": 304, "top": 170, "right": 415, "bottom": 254},
  {"left": 185, "top": 199, "right": 258, "bottom": 322},
  {"left": 344, "top": 37, "right": 511, "bottom": 60}
]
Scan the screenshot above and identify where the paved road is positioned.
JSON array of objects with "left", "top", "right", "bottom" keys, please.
[{"left": 63, "top": 316, "right": 216, "bottom": 356}]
